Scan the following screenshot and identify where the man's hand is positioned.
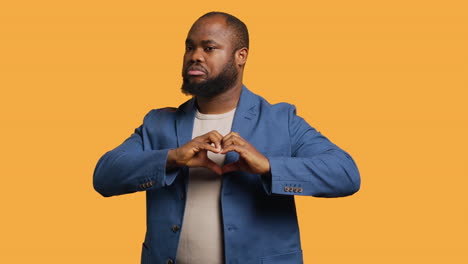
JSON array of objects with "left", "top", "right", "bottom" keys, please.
[
  {"left": 220, "top": 132, "right": 271, "bottom": 175},
  {"left": 167, "top": 130, "right": 223, "bottom": 175},
  {"left": 167, "top": 130, "right": 271, "bottom": 175}
]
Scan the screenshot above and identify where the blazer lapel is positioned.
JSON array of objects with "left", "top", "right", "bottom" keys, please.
[
  {"left": 176, "top": 97, "right": 196, "bottom": 191},
  {"left": 224, "top": 85, "right": 259, "bottom": 166},
  {"left": 176, "top": 97, "right": 196, "bottom": 148}
]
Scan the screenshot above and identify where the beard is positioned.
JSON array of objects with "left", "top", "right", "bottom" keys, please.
[{"left": 181, "top": 56, "right": 238, "bottom": 98}]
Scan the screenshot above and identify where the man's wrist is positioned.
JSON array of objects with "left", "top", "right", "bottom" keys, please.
[{"left": 166, "top": 149, "right": 180, "bottom": 170}]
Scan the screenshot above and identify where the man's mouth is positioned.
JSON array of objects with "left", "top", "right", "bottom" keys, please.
[
  {"left": 186, "top": 66, "right": 207, "bottom": 76},
  {"left": 188, "top": 70, "right": 206, "bottom": 76}
]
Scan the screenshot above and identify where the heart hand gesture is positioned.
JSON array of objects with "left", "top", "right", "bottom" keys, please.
[{"left": 167, "top": 130, "right": 270, "bottom": 175}]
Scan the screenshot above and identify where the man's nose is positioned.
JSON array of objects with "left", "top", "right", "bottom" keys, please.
[{"left": 190, "top": 48, "right": 205, "bottom": 63}]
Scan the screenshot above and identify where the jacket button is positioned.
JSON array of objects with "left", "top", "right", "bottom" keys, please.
[
  {"left": 298, "top": 187, "right": 303, "bottom": 193},
  {"left": 293, "top": 187, "right": 298, "bottom": 192},
  {"left": 166, "top": 259, "right": 174, "bottom": 264},
  {"left": 284, "top": 186, "right": 290, "bottom": 192},
  {"left": 171, "top": 224, "right": 180, "bottom": 233}
]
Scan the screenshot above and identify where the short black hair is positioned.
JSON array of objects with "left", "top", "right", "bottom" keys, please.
[{"left": 198, "top": 11, "right": 249, "bottom": 51}]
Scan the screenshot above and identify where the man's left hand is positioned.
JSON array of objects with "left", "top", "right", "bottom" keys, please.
[{"left": 220, "top": 132, "right": 271, "bottom": 175}]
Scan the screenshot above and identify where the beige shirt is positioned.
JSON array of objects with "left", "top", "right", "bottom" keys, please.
[{"left": 175, "top": 107, "right": 236, "bottom": 264}]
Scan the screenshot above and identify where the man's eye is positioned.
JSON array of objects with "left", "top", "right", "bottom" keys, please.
[
  {"left": 204, "top": 47, "right": 215, "bottom": 51},
  {"left": 186, "top": 46, "right": 193, "bottom": 51}
]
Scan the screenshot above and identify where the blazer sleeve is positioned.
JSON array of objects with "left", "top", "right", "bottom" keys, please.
[
  {"left": 93, "top": 110, "right": 181, "bottom": 197},
  {"left": 262, "top": 105, "right": 361, "bottom": 197}
]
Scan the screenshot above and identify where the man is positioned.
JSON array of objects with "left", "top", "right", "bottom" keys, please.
[{"left": 93, "top": 12, "right": 360, "bottom": 264}]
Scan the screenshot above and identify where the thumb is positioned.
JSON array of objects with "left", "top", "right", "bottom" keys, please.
[
  {"left": 202, "top": 158, "right": 223, "bottom": 175},
  {"left": 222, "top": 162, "right": 240, "bottom": 174}
]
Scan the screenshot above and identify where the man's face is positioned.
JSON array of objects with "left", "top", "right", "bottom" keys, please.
[{"left": 181, "top": 16, "right": 239, "bottom": 97}]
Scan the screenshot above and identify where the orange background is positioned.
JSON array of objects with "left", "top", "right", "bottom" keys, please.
[{"left": 1, "top": 1, "right": 467, "bottom": 263}]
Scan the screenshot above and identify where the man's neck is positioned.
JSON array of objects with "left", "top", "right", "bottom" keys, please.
[{"left": 195, "top": 84, "right": 242, "bottom": 114}]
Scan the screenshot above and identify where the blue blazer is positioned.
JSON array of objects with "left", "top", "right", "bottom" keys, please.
[{"left": 93, "top": 86, "right": 360, "bottom": 264}]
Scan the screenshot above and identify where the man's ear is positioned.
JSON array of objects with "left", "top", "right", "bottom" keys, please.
[{"left": 235, "top": 48, "right": 248, "bottom": 67}]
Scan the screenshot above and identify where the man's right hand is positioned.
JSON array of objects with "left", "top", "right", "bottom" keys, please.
[{"left": 166, "top": 130, "right": 223, "bottom": 175}]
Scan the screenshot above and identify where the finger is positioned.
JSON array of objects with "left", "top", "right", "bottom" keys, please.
[
  {"left": 222, "top": 135, "right": 246, "bottom": 149},
  {"left": 202, "top": 159, "right": 223, "bottom": 175},
  {"left": 195, "top": 142, "right": 220, "bottom": 154},
  {"left": 186, "top": 151, "right": 223, "bottom": 175},
  {"left": 210, "top": 130, "right": 224, "bottom": 139},
  {"left": 222, "top": 132, "right": 240, "bottom": 143},
  {"left": 207, "top": 130, "right": 224, "bottom": 142},
  {"left": 222, "top": 161, "right": 240, "bottom": 174},
  {"left": 195, "top": 130, "right": 221, "bottom": 142},
  {"left": 220, "top": 144, "right": 246, "bottom": 155},
  {"left": 224, "top": 131, "right": 240, "bottom": 138},
  {"left": 208, "top": 133, "right": 223, "bottom": 152},
  {"left": 203, "top": 131, "right": 223, "bottom": 151}
]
